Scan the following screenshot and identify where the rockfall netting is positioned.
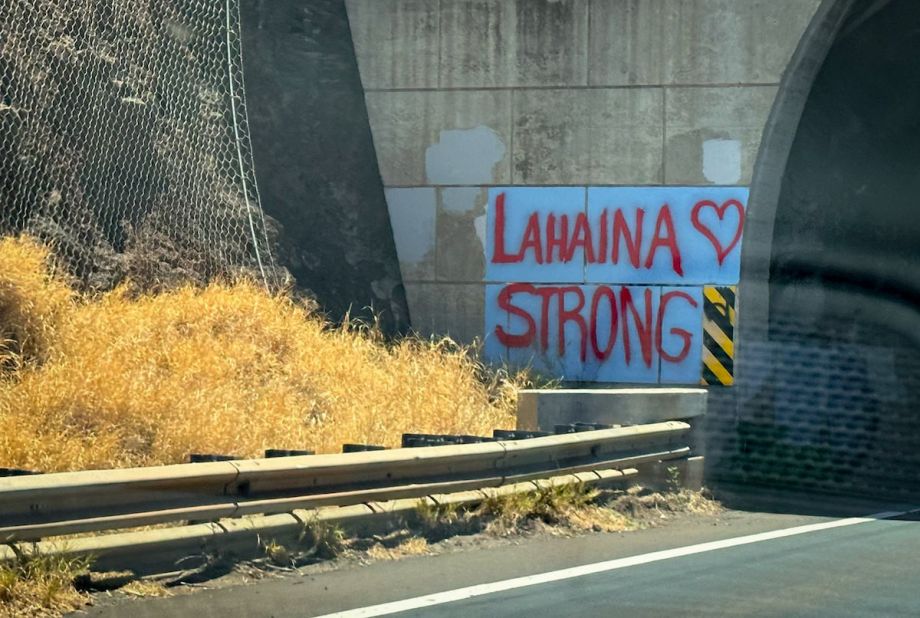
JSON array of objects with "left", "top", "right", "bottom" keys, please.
[{"left": 0, "top": 0, "right": 278, "bottom": 290}]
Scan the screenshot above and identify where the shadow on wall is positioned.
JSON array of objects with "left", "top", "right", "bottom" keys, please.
[
  {"left": 239, "top": 0, "right": 409, "bottom": 335},
  {"left": 729, "top": 0, "right": 920, "bottom": 497}
]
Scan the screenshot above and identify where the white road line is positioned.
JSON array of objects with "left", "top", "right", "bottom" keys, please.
[{"left": 316, "top": 508, "right": 917, "bottom": 618}]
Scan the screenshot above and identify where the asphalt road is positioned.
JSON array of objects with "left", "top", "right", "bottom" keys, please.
[
  {"left": 390, "top": 511, "right": 920, "bottom": 618},
  {"left": 82, "top": 493, "right": 920, "bottom": 618}
]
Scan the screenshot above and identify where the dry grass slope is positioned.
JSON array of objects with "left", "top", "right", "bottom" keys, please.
[
  {"left": 0, "top": 548, "right": 90, "bottom": 618},
  {"left": 0, "top": 235, "right": 522, "bottom": 472}
]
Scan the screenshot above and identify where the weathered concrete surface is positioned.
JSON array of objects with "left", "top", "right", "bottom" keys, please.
[
  {"left": 512, "top": 88, "right": 664, "bottom": 185},
  {"left": 665, "top": 86, "right": 778, "bottom": 185},
  {"left": 661, "top": 0, "right": 820, "bottom": 85},
  {"left": 436, "top": 187, "right": 488, "bottom": 282},
  {"left": 404, "top": 283, "right": 485, "bottom": 344},
  {"left": 345, "top": 0, "right": 820, "bottom": 342},
  {"left": 439, "top": 0, "right": 589, "bottom": 87},
  {"left": 346, "top": 0, "right": 439, "bottom": 89},
  {"left": 241, "top": 0, "right": 408, "bottom": 333},
  {"left": 590, "top": 0, "right": 820, "bottom": 86},
  {"left": 365, "top": 90, "right": 512, "bottom": 186},
  {"left": 516, "top": 388, "right": 707, "bottom": 431},
  {"left": 588, "top": 0, "right": 665, "bottom": 86}
]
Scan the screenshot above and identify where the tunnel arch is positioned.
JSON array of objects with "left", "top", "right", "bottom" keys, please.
[{"left": 734, "top": 0, "right": 920, "bottom": 494}]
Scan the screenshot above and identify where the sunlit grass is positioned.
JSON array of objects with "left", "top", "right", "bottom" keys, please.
[
  {"left": 0, "top": 235, "right": 525, "bottom": 472},
  {"left": 0, "top": 545, "right": 91, "bottom": 617}
]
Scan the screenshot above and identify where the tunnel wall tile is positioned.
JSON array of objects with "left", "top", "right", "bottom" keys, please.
[
  {"left": 588, "top": 0, "right": 665, "bottom": 86},
  {"left": 365, "top": 89, "right": 512, "bottom": 186},
  {"left": 439, "top": 0, "right": 589, "bottom": 88},
  {"left": 346, "top": 0, "right": 440, "bottom": 89},
  {"left": 346, "top": 0, "right": 816, "bottom": 345},
  {"left": 512, "top": 88, "right": 664, "bottom": 185},
  {"left": 660, "top": 0, "right": 821, "bottom": 86},
  {"left": 665, "top": 86, "right": 778, "bottom": 185},
  {"left": 405, "top": 283, "right": 486, "bottom": 344}
]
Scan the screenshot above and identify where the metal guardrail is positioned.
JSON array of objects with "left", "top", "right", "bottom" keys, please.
[
  {"left": 0, "top": 421, "right": 690, "bottom": 542},
  {"left": 0, "top": 467, "right": 642, "bottom": 572}
]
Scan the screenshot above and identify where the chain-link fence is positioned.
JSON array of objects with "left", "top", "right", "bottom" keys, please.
[{"left": 0, "top": 0, "right": 278, "bottom": 291}]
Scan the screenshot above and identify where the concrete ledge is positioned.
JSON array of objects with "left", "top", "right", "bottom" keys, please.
[
  {"left": 516, "top": 388, "right": 707, "bottom": 431},
  {"left": 638, "top": 456, "right": 706, "bottom": 492}
]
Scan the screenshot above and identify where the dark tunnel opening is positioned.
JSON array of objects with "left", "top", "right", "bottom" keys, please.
[{"left": 736, "top": 0, "right": 920, "bottom": 496}]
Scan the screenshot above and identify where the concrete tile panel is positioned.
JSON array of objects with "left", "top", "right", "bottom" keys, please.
[
  {"left": 502, "top": 284, "right": 592, "bottom": 381},
  {"left": 484, "top": 187, "right": 587, "bottom": 283},
  {"left": 439, "top": 0, "right": 589, "bottom": 87},
  {"left": 585, "top": 186, "right": 748, "bottom": 285},
  {"left": 592, "top": 285, "right": 662, "bottom": 383},
  {"left": 436, "top": 187, "right": 489, "bottom": 282},
  {"left": 384, "top": 187, "right": 437, "bottom": 281},
  {"left": 346, "top": 0, "right": 440, "bottom": 89},
  {"left": 439, "top": 0, "right": 514, "bottom": 88},
  {"left": 588, "top": 0, "right": 665, "bottom": 86},
  {"left": 513, "top": 88, "right": 663, "bottom": 185},
  {"left": 405, "top": 283, "right": 486, "bottom": 344},
  {"left": 365, "top": 90, "right": 512, "bottom": 186},
  {"left": 588, "top": 89, "right": 664, "bottom": 184},
  {"left": 426, "top": 126, "right": 508, "bottom": 185},
  {"left": 659, "top": 286, "right": 704, "bottom": 384},
  {"left": 665, "top": 85, "right": 777, "bottom": 185},
  {"left": 661, "top": 0, "right": 820, "bottom": 85}
]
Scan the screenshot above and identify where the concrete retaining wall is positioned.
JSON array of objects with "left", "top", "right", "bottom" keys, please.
[
  {"left": 517, "top": 387, "right": 706, "bottom": 430},
  {"left": 346, "top": 0, "right": 819, "bottom": 347},
  {"left": 241, "top": 0, "right": 409, "bottom": 334}
]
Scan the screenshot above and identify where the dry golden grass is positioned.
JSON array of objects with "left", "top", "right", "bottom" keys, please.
[
  {"left": 366, "top": 537, "right": 430, "bottom": 561},
  {"left": 0, "top": 235, "right": 523, "bottom": 472},
  {"left": 0, "top": 236, "right": 71, "bottom": 370},
  {"left": 119, "top": 580, "right": 171, "bottom": 599},
  {"left": 0, "top": 548, "right": 90, "bottom": 617},
  {"left": 565, "top": 505, "right": 633, "bottom": 533},
  {"left": 417, "top": 483, "right": 720, "bottom": 538},
  {"left": 609, "top": 485, "right": 723, "bottom": 524},
  {"left": 476, "top": 483, "right": 607, "bottom": 534}
]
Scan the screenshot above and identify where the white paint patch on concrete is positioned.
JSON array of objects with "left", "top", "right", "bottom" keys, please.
[
  {"left": 474, "top": 213, "right": 487, "bottom": 257},
  {"left": 702, "top": 138, "right": 742, "bottom": 184},
  {"left": 425, "top": 125, "right": 506, "bottom": 185},
  {"left": 383, "top": 187, "right": 436, "bottom": 265}
]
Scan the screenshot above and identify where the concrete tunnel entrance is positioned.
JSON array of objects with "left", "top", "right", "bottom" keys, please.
[{"left": 734, "top": 0, "right": 920, "bottom": 496}]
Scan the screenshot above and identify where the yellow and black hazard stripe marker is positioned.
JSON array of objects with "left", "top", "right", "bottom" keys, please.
[{"left": 701, "top": 286, "right": 736, "bottom": 386}]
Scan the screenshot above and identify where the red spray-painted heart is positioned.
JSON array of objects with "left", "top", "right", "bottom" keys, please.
[{"left": 690, "top": 199, "right": 745, "bottom": 265}]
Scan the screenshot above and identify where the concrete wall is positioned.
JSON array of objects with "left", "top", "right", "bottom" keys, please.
[
  {"left": 241, "top": 0, "right": 409, "bottom": 335},
  {"left": 346, "top": 0, "right": 819, "bottom": 349}
]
